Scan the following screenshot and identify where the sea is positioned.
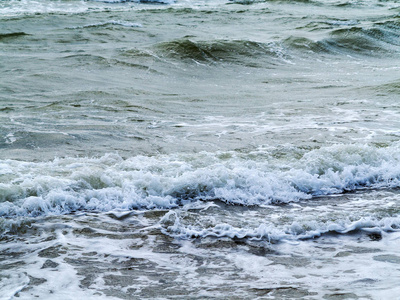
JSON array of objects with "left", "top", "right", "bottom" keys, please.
[{"left": 1, "top": 0, "right": 400, "bottom": 299}]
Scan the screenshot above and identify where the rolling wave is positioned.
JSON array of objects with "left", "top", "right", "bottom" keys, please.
[
  {"left": 1, "top": 143, "right": 400, "bottom": 221},
  {"left": 284, "top": 19, "right": 400, "bottom": 55},
  {"left": 154, "top": 38, "right": 287, "bottom": 65},
  {"left": 161, "top": 211, "right": 400, "bottom": 242},
  {"left": 154, "top": 18, "right": 400, "bottom": 66}
]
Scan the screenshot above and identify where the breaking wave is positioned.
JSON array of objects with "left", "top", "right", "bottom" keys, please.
[
  {"left": 1, "top": 143, "right": 400, "bottom": 220},
  {"left": 160, "top": 211, "right": 400, "bottom": 242}
]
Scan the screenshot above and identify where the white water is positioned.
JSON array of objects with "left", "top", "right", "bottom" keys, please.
[
  {"left": 1, "top": 143, "right": 400, "bottom": 219},
  {"left": 2, "top": 0, "right": 400, "bottom": 298}
]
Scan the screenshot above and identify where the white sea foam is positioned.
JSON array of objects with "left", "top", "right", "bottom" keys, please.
[
  {"left": 4, "top": 133, "right": 17, "bottom": 145},
  {"left": 0, "top": 0, "right": 89, "bottom": 16},
  {"left": 0, "top": 0, "right": 171, "bottom": 17},
  {"left": 160, "top": 210, "right": 400, "bottom": 242},
  {"left": 0, "top": 143, "right": 399, "bottom": 227},
  {"left": 0, "top": 273, "right": 30, "bottom": 300},
  {"left": 0, "top": 143, "right": 400, "bottom": 222}
]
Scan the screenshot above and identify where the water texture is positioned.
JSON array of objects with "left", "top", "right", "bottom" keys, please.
[{"left": 1, "top": 0, "right": 400, "bottom": 298}]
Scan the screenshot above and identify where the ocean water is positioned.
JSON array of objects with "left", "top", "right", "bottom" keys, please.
[{"left": 1, "top": 0, "right": 400, "bottom": 298}]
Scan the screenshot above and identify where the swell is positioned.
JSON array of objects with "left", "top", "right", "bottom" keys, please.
[
  {"left": 154, "top": 38, "right": 287, "bottom": 66},
  {"left": 284, "top": 18, "right": 400, "bottom": 56},
  {"left": 154, "top": 18, "right": 400, "bottom": 66},
  {"left": 60, "top": 53, "right": 159, "bottom": 72},
  {"left": 373, "top": 80, "right": 400, "bottom": 95},
  {"left": 0, "top": 32, "right": 29, "bottom": 41}
]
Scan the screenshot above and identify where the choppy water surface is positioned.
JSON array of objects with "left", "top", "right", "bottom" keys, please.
[{"left": 1, "top": 0, "right": 400, "bottom": 298}]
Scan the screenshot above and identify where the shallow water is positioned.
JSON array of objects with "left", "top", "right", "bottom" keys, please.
[{"left": 1, "top": 0, "right": 400, "bottom": 298}]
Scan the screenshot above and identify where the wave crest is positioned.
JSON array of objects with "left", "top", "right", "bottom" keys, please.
[
  {"left": 154, "top": 38, "right": 288, "bottom": 65},
  {"left": 285, "top": 20, "right": 400, "bottom": 55},
  {"left": 160, "top": 211, "right": 400, "bottom": 242},
  {"left": 1, "top": 143, "right": 400, "bottom": 220}
]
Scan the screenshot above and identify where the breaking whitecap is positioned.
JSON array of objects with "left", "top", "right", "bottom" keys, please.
[{"left": 2, "top": 142, "right": 400, "bottom": 237}]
